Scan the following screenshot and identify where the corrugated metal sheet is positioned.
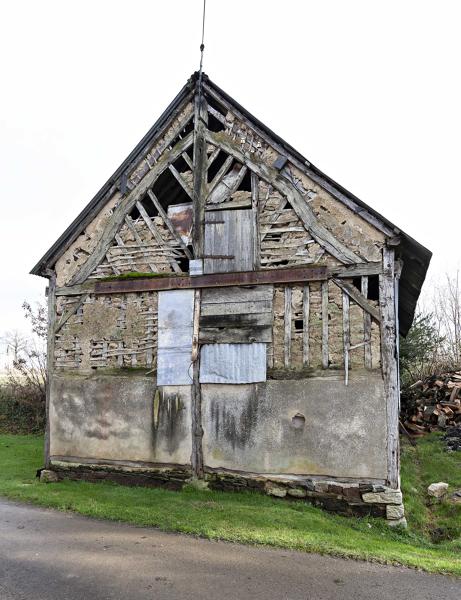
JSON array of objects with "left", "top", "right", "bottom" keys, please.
[
  {"left": 199, "top": 343, "right": 266, "bottom": 384},
  {"left": 157, "top": 290, "right": 194, "bottom": 385},
  {"left": 167, "top": 203, "right": 193, "bottom": 245}
]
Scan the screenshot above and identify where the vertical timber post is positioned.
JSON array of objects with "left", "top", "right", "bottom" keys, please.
[
  {"left": 191, "top": 289, "right": 203, "bottom": 477},
  {"left": 190, "top": 81, "right": 208, "bottom": 478},
  {"left": 379, "top": 246, "right": 400, "bottom": 489},
  {"left": 44, "top": 270, "right": 56, "bottom": 469}
]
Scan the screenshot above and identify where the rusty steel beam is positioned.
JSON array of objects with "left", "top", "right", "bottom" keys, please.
[{"left": 94, "top": 266, "right": 328, "bottom": 295}]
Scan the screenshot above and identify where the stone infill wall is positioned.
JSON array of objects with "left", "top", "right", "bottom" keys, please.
[
  {"left": 206, "top": 472, "right": 405, "bottom": 526},
  {"left": 48, "top": 461, "right": 405, "bottom": 526}
]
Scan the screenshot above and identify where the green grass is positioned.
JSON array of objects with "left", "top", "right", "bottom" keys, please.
[{"left": 0, "top": 434, "right": 460, "bottom": 576}]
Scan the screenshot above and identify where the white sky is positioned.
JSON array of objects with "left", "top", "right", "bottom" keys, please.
[{"left": 0, "top": 0, "right": 459, "bottom": 340}]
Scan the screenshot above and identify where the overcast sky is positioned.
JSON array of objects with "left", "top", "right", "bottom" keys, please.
[{"left": 0, "top": 0, "right": 459, "bottom": 342}]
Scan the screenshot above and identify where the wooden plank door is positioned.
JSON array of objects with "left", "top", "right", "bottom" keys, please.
[{"left": 204, "top": 209, "right": 254, "bottom": 274}]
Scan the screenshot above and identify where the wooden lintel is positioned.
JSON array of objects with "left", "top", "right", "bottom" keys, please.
[{"left": 94, "top": 266, "right": 328, "bottom": 295}]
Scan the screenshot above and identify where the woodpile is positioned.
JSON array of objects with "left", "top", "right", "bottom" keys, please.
[{"left": 401, "top": 371, "right": 461, "bottom": 436}]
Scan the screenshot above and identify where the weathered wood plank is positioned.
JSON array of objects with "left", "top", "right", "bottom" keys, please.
[
  {"left": 191, "top": 288, "right": 203, "bottom": 477},
  {"left": 332, "top": 278, "right": 381, "bottom": 323},
  {"left": 251, "top": 172, "right": 260, "bottom": 270},
  {"left": 201, "top": 285, "right": 273, "bottom": 304},
  {"left": 361, "top": 276, "right": 372, "bottom": 368},
  {"left": 181, "top": 151, "right": 193, "bottom": 170},
  {"left": 45, "top": 273, "right": 56, "bottom": 468},
  {"left": 321, "top": 281, "right": 329, "bottom": 369},
  {"left": 201, "top": 300, "right": 272, "bottom": 316},
  {"left": 284, "top": 287, "right": 292, "bottom": 367},
  {"left": 208, "top": 164, "right": 247, "bottom": 205},
  {"left": 207, "top": 155, "right": 233, "bottom": 194},
  {"left": 302, "top": 284, "right": 310, "bottom": 366},
  {"left": 328, "top": 262, "right": 382, "bottom": 278},
  {"left": 380, "top": 247, "right": 400, "bottom": 489},
  {"left": 192, "top": 94, "right": 208, "bottom": 258},
  {"left": 169, "top": 163, "right": 194, "bottom": 199},
  {"left": 204, "top": 209, "right": 254, "bottom": 274},
  {"left": 200, "top": 313, "right": 272, "bottom": 327},
  {"left": 342, "top": 291, "right": 350, "bottom": 385},
  {"left": 199, "top": 326, "right": 272, "bottom": 344},
  {"left": 54, "top": 294, "right": 88, "bottom": 334}
]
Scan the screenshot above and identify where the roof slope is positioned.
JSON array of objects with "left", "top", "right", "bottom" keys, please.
[{"left": 31, "top": 72, "right": 431, "bottom": 335}]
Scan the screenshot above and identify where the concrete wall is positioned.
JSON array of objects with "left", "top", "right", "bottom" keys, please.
[
  {"left": 49, "top": 375, "right": 192, "bottom": 466},
  {"left": 202, "top": 374, "right": 387, "bottom": 479}
]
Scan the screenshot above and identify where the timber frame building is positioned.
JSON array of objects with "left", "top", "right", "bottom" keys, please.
[{"left": 32, "top": 73, "right": 431, "bottom": 522}]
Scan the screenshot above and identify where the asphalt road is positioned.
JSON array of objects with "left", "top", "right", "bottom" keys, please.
[{"left": 0, "top": 499, "right": 459, "bottom": 600}]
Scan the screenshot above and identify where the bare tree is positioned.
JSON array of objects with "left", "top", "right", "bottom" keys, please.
[{"left": 0, "top": 302, "right": 48, "bottom": 432}]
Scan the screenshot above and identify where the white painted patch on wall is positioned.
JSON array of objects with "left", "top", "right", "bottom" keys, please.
[
  {"left": 157, "top": 289, "right": 194, "bottom": 385},
  {"left": 199, "top": 343, "right": 266, "bottom": 383}
]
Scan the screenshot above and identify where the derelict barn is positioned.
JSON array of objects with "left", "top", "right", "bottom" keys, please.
[{"left": 32, "top": 73, "right": 431, "bottom": 523}]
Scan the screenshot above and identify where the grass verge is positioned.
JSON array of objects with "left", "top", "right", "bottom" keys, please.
[{"left": 0, "top": 434, "right": 459, "bottom": 576}]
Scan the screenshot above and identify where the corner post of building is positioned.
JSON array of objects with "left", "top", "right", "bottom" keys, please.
[
  {"left": 379, "top": 245, "right": 400, "bottom": 489},
  {"left": 44, "top": 269, "right": 57, "bottom": 469}
]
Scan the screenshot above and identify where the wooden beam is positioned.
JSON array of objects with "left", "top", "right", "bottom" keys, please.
[
  {"left": 251, "top": 172, "right": 260, "bottom": 270},
  {"left": 203, "top": 83, "right": 396, "bottom": 238},
  {"left": 380, "top": 247, "right": 400, "bottom": 489},
  {"left": 205, "top": 131, "right": 364, "bottom": 265},
  {"left": 94, "top": 266, "right": 328, "bottom": 295},
  {"left": 207, "top": 146, "right": 221, "bottom": 169},
  {"left": 169, "top": 164, "right": 194, "bottom": 199},
  {"left": 181, "top": 151, "right": 193, "bottom": 170},
  {"left": 361, "top": 276, "right": 372, "bottom": 369},
  {"left": 321, "top": 281, "right": 329, "bottom": 369},
  {"left": 332, "top": 278, "right": 381, "bottom": 323},
  {"left": 54, "top": 294, "right": 87, "bottom": 335},
  {"left": 342, "top": 291, "right": 350, "bottom": 386},
  {"left": 69, "top": 133, "right": 194, "bottom": 285},
  {"left": 191, "top": 289, "right": 203, "bottom": 478},
  {"left": 328, "top": 262, "right": 382, "bottom": 278},
  {"left": 192, "top": 94, "right": 208, "bottom": 258},
  {"left": 44, "top": 273, "right": 56, "bottom": 469},
  {"left": 207, "top": 164, "right": 247, "bottom": 205},
  {"left": 147, "top": 190, "right": 192, "bottom": 259},
  {"left": 302, "top": 284, "right": 310, "bottom": 366},
  {"left": 284, "top": 287, "right": 292, "bottom": 367},
  {"left": 207, "top": 155, "right": 233, "bottom": 195}
]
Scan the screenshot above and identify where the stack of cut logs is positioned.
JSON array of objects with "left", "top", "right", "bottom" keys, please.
[{"left": 400, "top": 371, "right": 461, "bottom": 436}]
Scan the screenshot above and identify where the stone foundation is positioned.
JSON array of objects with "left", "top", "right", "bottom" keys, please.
[{"left": 49, "top": 461, "right": 405, "bottom": 525}]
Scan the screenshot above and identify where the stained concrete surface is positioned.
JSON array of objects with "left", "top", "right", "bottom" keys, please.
[
  {"left": 202, "top": 376, "right": 387, "bottom": 478},
  {"left": 0, "top": 500, "right": 459, "bottom": 600}
]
